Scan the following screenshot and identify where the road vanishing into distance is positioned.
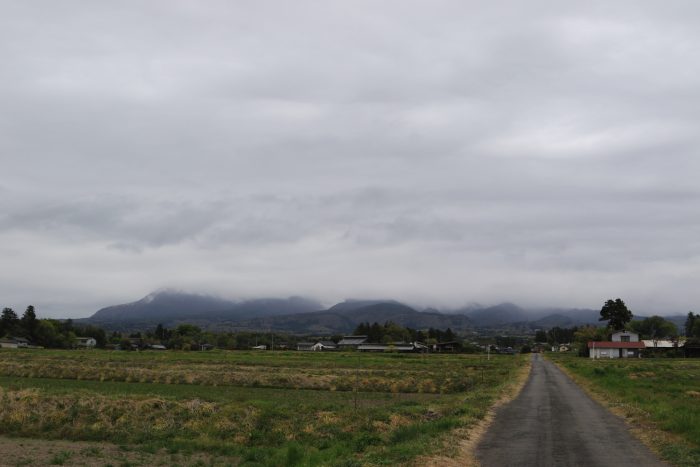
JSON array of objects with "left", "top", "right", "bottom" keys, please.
[{"left": 477, "top": 354, "right": 669, "bottom": 467}]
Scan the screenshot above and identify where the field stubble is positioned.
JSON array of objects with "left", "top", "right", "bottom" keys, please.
[{"left": 0, "top": 349, "right": 524, "bottom": 466}]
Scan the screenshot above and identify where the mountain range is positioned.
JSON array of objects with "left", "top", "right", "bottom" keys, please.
[{"left": 77, "top": 290, "right": 689, "bottom": 335}]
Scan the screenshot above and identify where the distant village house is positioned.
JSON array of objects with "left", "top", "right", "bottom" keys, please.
[
  {"left": 588, "top": 331, "right": 644, "bottom": 359},
  {"left": 75, "top": 337, "right": 97, "bottom": 348}
]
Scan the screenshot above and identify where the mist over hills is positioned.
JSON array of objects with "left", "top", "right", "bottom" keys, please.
[
  {"left": 84, "top": 290, "right": 323, "bottom": 331},
  {"left": 82, "top": 292, "right": 590, "bottom": 334},
  {"left": 81, "top": 290, "right": 686, "bottom": 334},
  {"left": 238, "top": 302, "right": 474, "bottom": 334}
]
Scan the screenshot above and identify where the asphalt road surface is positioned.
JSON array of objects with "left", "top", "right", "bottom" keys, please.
[{"left": 477, "top": 354, "right": 669, "bottom": 467}]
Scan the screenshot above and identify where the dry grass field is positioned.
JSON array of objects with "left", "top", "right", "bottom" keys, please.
[{"left": 0, "top": 349, "right": 525, "bottom": 466}]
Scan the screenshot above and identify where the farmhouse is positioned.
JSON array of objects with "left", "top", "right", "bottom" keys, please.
[
  {"left": 13, "top": 337, "right": 30, "bottom": 348},
  {"left": 297, "top": 341, "right": 338, "bottom": 351},
  {"left": 75, "top": 337, "right": 97, "bottom": 348},
  {"left": 358, "top": 342, "right": 428, "bottom": 353},
  {"left": 315, "top": 341, "right": 337, "bottom": 351},
  {"left": 337, "top": 335, "right": 367, "bottom": 350},
  {"left": 0, "top": 338, "right": 18, "bottom": 349},
  {"left": 588, "top": 330, "right": 644, "bottom": 359}
]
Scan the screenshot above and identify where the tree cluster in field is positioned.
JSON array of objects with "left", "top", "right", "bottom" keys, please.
[
  {"left": 534, "top": 327, "right": 577, "bottom": 346},
  {"left": 1, "top": 306, "right": 107, "bottom": 348},
  {"left": 598, "top": 298, "right": 634, "bottom": 330},
  {"left": 352, "top": 321, "right": 456, "bottom": 344},
  {"left": 686, "top": 312, "right": 700, "bottom": 342},
  {"left": 119, "top": 323, "right": 310, "bottom": 350}
]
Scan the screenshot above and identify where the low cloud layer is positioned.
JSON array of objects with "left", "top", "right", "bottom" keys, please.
[{"left": 2, "top": 1, "right": 700, "bottom": 317}]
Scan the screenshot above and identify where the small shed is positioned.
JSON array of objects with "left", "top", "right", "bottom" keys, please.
[
  {"left": 314, "top": 341, "right": 337, "bottom": 351},
  {"left": 75, "top": 337, "right": 97, "bottom": 348},
  {"left": 296, "top": 342, "right": 315, "bottom": 351},
  {"left": 0, "top": 338, "right": 18, "bottom": 349},
  {"left": 13, "top": 337, "right": 30, "bottom": 348}
]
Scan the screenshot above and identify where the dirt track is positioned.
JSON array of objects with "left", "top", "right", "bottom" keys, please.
[{"left": 476, "top": 354, "right": 668, "bottom": 467}]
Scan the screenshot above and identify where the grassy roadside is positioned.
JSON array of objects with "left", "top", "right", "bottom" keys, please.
[{"left": 547, "top": 354, "right": 700, "bottom": 467}]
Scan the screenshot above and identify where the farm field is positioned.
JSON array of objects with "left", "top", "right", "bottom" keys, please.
[
  {"left": 0, "top": 349, "right": 525, "bottom": 466},
  {"left": 549, "top": 354, "right": 700, "bottom": 467}
]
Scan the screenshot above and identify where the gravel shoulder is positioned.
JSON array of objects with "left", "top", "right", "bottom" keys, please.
[{"left": 476, "top": 354, "right": 669, "bottom": 467}]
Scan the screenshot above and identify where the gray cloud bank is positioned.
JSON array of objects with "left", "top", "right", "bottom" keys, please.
[{"left": 2, "top": 1, "right": 700, "bottom": 317}]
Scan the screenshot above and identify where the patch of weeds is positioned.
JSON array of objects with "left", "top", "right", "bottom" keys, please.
[
  {"left": 333, "top": 460, "right": 362, "bottom": 467},
  {"left": 285, "top": 443, "right": 304, "bottom": 466},
  {"left": 14, "top": 458, "right": 35, "bottom": 467},
  {"left": 81, "top": 446, "right": 104, "bottom": 457},
  {"left": 49, "top": 451, "right": 72, "bottom": 465},
  {"left": 352, "top": 433, "right": 382, "bottom": 452},
  {"left": 389, "top": 425, "right": 421, "bottom": 444}
]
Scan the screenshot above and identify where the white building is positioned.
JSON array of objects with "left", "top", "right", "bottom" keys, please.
[
  {"left": 588, "top": 331, "right": 644, "bottom": 359},
  {"left": 75, "top": 337, "right": 97, "bottom": 348}
]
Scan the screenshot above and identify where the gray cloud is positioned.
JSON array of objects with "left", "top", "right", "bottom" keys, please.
[{"left": 2, "top": 1, "right": 700, "bottom": 317}]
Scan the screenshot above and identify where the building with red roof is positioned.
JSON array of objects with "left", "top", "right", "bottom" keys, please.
[{"left": 588, "top": 330, "right": 644, "bottom": 359}]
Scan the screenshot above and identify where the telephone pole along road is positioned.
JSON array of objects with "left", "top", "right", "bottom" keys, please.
[{"left": 477, "top": 354, "right": 669, "bottom": 467}]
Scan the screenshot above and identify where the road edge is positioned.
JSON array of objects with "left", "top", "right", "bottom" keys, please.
[{"left": 417, "top": 354, "right": 533, "bottom": 467}]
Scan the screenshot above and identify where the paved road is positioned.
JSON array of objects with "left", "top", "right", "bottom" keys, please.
[{"left": 477, "top": 354, "right": 668, "bottom": 467}]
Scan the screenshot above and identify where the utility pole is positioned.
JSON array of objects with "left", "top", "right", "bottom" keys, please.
[{"left": 354, "top": 352, "right": 360, "bottom": 410}]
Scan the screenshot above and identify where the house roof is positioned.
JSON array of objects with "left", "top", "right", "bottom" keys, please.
[
  {"left": 357, "top": 343, "right": 418, "bottom": 351},
  {"left": 588, "top": 341, "right": 645, "bottom": 349},
  {"left": 317, "top": 341, "right": 336, "bottom": 346},
  {"left": 338, "top": 336, "right": 367, "bottom": 345}
]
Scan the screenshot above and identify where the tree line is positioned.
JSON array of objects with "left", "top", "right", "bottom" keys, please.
[
  {"left": 1, "top": 306, "right": 107, "bottom": 348},
  {"left": 352, "top": 321, "right": 456, "bottom": 344}
]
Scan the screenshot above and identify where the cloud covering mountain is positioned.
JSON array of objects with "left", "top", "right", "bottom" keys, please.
[{"left": 2, "top": 1, "right": 700, "bottom": 316}]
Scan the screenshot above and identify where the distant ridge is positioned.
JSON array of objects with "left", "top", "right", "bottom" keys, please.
[
  {"left": 237, "top": 300, "right": 474, "bottom": 334},
  {"left": 85, "top": 290, "right": 323, "bottom": 330},
  {"left": 80, "top": 291, "right": 683, "bottom": 334},
  {"left": 459, "top": 303, "right": 528, "bottom": 327}
]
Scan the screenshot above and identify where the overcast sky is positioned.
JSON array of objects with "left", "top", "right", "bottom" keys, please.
[{"left": 2, "top": 1, "right": 700, "bottom": 318}]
